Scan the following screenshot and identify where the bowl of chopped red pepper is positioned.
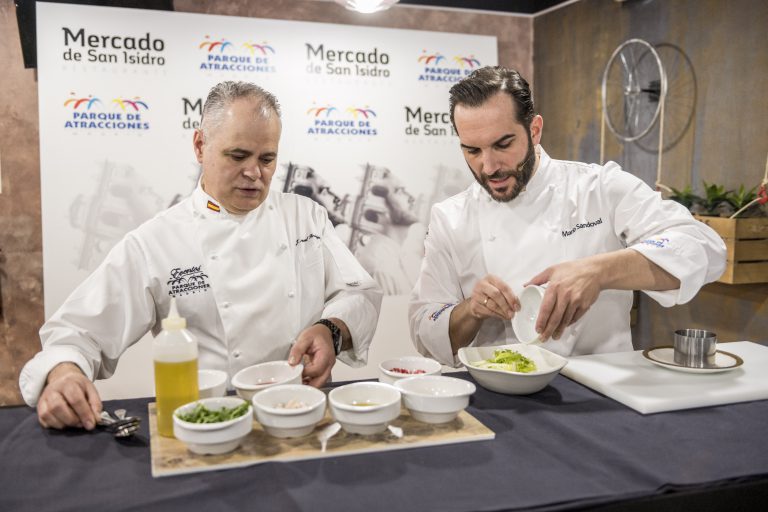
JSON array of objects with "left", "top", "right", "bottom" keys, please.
[{"left": 378, "top": 356, "right": 442, "bottom": 385}]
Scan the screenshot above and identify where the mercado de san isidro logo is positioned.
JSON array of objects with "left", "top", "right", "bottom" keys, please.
[
  {"left": 403, "top": 105, "right": 455, "bottom": 137},
  {"left": 304, "top": 43, "right": 391, "bottom": 78},
  {"left": 63, "top": 93, "right": 150, "bottom": 130},
  {"left": 198, "top": 35, "right": 277, "bottom": 73},
  {"left": 306, "top": 102, "right": 378, "bottom": 136},
  {"left": 417, "top": 50, "right": 481, "bottom": 83},
  {"left": 60, "top": 27, "right": 166, "bottom": 65}
]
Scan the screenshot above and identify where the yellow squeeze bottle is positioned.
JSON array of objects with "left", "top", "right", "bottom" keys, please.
[{"left": 153, "top": 298, "right": 199, "bottom": 437}]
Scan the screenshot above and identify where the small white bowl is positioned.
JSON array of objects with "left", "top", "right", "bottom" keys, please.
[
  {"left": 198, "top": 369, "right": 228, "bottom": 398},
  {"left": 328, "top": 382, "right": 401, "bottom": 435},
  {"left": 394, "top": 375, "right": 476, "bottom": 424},
  {"left": 458, "top": 344, "right": 568, "bottom": 395},
  {"left": 173, "top": 396, "right": 253, "bottom": 455},
  {"left": 512, "top": 285, "right": 546, "bottom": 345},
  {"left": 231, "top": 361, "right": 303, "bottom": 401},
  {"left": 252, "top": 384, "right": 327, "bottom": 438},
  {"left": 378, "top": 356, "right": 442, "bottom": 385}
]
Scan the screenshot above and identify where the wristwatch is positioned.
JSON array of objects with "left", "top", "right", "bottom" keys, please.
[{"left": 314, "top": 319, "right": 342, "bottom": 356}]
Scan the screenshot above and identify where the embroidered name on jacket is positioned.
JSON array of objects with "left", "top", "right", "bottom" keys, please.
[
  {"left": 561, "top": 218, "right": 603, "bottom": 238},
  {"left": 167, "top": 265, "right": 211, "bottom": 297},
  {"left": 296, "top": 233, "right": 321, "bottom": 246}
]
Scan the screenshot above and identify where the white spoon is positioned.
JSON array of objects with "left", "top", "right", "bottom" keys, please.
[{"left": 317, "top": 422, "right": 341, "bottom": 453}]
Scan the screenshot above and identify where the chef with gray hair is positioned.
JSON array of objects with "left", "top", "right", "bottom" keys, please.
[{"left": 21, "top": 81, "right": 382, "bottom": 431}]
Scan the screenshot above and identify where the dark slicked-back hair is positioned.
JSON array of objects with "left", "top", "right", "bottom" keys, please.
[{"left": 448, "top": 66, "right": 535, "bottom": 129}]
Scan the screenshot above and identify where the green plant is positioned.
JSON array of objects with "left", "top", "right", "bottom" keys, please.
[
  {"left": 669, "top": 185, "right": 702, "bottom": 209},
  {"left": 668, "top": 181, "right": 766, "bottom": 217},
  {"left": 726, "top": 185, "right": 757, "bottom": 211},
  {"left": 701, "top": 181, "right": 731, "bottom": 215}
]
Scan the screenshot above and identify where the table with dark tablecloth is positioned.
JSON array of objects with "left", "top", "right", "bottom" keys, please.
[{"left": 2, "top": 373, "right": 767, "bottom": 512}]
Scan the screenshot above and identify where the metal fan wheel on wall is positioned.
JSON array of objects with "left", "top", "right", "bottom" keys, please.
[
  {"left": 634, "top": 44, "right": 696, "bottom": 153},
  {"left": 601, "top": 38, "right": 667, "bottom": 143},
  {"left": 602, "top": 39, "right": 696, "bottom": 152}
]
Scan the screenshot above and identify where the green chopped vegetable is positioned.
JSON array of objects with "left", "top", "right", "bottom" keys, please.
[
  {"left": 176, "top": 402, "right": 250, "bottom": 423},
  {"left": 471, "top": 349, "right": 537, "bottom": 373}
]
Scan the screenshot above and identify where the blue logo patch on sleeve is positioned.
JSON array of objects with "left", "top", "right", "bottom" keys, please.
[
  {"left": 429, "top": 303, "right": 453, "bottom": 321},
  {"left": 639, "top": 237, "right": 670, "bottom": 248}
]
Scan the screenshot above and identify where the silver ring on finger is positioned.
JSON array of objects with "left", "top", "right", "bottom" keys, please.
[{"left": 483, "top": 297, "right": 489, "bottom": 306}]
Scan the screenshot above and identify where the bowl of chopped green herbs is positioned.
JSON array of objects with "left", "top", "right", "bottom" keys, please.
[
  {"left": 457, "top": 344, "right": 568, "bottom": 395},
  {"left": 173, "top": 397, "right": 253, "bottom": 455}
]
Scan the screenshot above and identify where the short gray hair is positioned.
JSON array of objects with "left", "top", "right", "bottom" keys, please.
[{"left": 200, "top": 81, "right": 281, "bottom": 134}]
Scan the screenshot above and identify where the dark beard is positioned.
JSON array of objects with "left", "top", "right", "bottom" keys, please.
[{"left": 473, "top": 134, "right": 536, "bottom": 203}]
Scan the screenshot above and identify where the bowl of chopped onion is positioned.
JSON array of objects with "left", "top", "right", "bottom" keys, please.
[
  {"left": 457, "top": 344, "right": 568, "bottom": 395},
  {"left": 173, "top": 396, "right": 253, "bottom": 455},
  {"left": 378, "top": 356, "right": 442, "bottom": 385},
  {"left": 251, "top": 384, "right": 327, "bottom": 438}
]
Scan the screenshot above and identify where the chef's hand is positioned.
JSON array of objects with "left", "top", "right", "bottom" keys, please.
[
  {"left": 289, "top": 323, "right": 337, "bottom": 388},
  {"left": 37, "top": 362, "right": 102, "bottom": 430},
  {"left": 468, "top": 274, "right": 520, "bottom": 321},
  {"left": 448, "top": 275, "right": 519, "bottom": 354},
  {"left": 525, "top": 259, "right": 601, "bottom": 341}
]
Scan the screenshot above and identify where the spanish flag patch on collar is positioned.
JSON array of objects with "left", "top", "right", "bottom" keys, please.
[{"left": 206, "top": 200, "right": 221, "bottom": 213}]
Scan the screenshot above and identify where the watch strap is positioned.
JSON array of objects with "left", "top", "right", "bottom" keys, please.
[{"left": 314, "top": 319, "right": 342, "bottom": 355}]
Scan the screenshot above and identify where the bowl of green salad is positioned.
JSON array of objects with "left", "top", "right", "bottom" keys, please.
[
  {"left": 457, "top": 344, "right": 567, "bottom": 395},
  {"left": 173, "top": 396, "right": 253, "bottom": 455}
]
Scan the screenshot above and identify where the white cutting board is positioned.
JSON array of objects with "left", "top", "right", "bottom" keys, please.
[{"left": 560, "top": 341, "right": 768, "bottom": 414}]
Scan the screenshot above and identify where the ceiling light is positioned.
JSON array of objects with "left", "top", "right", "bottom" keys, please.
[{"left": 334, "top": 0, "right": 399, "bottom": 14}]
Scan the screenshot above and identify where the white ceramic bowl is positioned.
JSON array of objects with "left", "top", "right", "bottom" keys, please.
[
  {"left": 378, "top": 356, "right": 442, "bottom": 385},
  {"left": 173, "top": 396, "right": 253, "bottom": 455},
  {"left": 512, "top": 285, "right": 546, "bottom": 345},
  {"left": 458, "top": 344, "right": 568, "bottom": 395},
  {"left": 394, "top": 375, "right": 476, "bottom": 424},
  {"left": 198, "top": 369, "right": 228, "bottom": 398},
  {"left": 231, "top": 361, "right": 303, "bottom": 401},
  {"left": 252, "top": 384, "right": 327, "bottom": 438},
  {"left": 328, "top": 382, "right": 401, "bottom": 435}
]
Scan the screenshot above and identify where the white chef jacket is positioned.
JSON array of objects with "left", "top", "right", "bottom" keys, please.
[
  {"left": 409, "top": 147, "right": 726, "bottom": 366},
  {"left": 20, "top": 185, "right": 382, "bottom": 406}
]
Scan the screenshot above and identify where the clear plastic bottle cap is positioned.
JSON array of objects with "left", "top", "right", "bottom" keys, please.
[{"left": 161, "top": 298, "right": 187, "bottom": 330}]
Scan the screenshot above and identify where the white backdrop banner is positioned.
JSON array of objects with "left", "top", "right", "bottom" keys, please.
[{"left": 37, "top": 2, "right": 497, "bottom": 315}]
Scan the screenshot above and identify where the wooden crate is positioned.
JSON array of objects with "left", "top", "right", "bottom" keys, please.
[{"left": 694, "top": 215, "right": 768, "bottom": 284}]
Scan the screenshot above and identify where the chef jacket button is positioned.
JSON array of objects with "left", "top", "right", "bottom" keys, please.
[
  {"left": 210, "top": 254, "right": 218, "bottom": 260},
  {"left": 288, "top": 291, "right": 295, "bottom": 298},
  {"left": 233, "top": 350, "right": 241, "bottom": 358},
  {"left": 222, "top": 302, "right": 231, "bottom": 309},
  {"left": 280, "top": 243, "right": 288, "bottom": 250},
  {"left": 269, "top": 205, "right": 274, "bottom": 210},
  {"left": 489, "top": 235, "right": 496, "bottom": 242}
]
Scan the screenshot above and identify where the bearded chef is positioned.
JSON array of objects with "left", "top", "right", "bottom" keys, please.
[
  {"left": 408, "top": 66, "right": 726, "bottom": 366},
  {"left": 21, "top": 81, "right": 382, "bottom": 430}
]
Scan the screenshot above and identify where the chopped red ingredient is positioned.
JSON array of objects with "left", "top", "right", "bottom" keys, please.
[{"left": 390, "top": 367, "right": 426, "bottom": 374}]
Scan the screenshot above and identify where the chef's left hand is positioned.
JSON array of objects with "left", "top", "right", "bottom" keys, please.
[
  {"left": 525, "top": 258, "right": 602, "bottom": 341},
  {"left": 288, "top": 324, "right": 336, "bottom": 388}
]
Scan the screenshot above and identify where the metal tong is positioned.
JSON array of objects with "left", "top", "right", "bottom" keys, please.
[{"left": 97, "top": 409, "right": 141, "bottom": 438}]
